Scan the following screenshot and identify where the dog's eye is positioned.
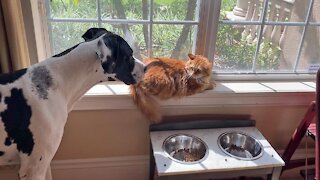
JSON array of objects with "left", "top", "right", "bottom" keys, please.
[{"left": 133, "top": 73, "right": 137, "bottom": 77}]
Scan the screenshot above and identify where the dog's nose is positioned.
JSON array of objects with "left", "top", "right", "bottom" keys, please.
[{"left": 144, "top": 66, "right": 147, "bottom": 72}]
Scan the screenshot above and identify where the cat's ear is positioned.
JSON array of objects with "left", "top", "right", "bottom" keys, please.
[{"left": 188, "top": 53, "right": 196, "bottom": 60}]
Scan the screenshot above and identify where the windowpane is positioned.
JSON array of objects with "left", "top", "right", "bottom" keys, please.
[
  {"left": 215, "top": 24, "right": 256, "bottom": 72},
  {"left": 220, "top": 0, "right": 266, "bottom": 22},
  {"left": 297, "top": 26, "right": 320, "bottom": 72},
  {"left": 310, "top": 0, "right": 320, "bottom": 22},
  {"left": 221, "top": 0, "right": 310, "bottom": 23},
  {"left": 100, "top": 23, "right": 125, "bottom": 36},
  {"left": 219, "top": 0, "right": 238, "bottom": 21},
  {"left": 94, "top": 23, "right": 148, "bottom": 58},
  {"left": 255, "top": 25, "right": 300, "bottom": 72},
  {"left": 153, "top": 0, "right": 197, "bottom": 21},
  {"left": 265, "top": 0, "right": 309, "bottom": 23},
  {"left": 100, "top": 0, "right": 146, "bottom": 20},
  {"left": 46, "top": 0, "right": 319, "bottom": 78},
  {"left": 153, "top": 24, "right": 195, "bottom": 59},
  {"left": 51, "top": 22, "right": 98, "bottom": 55},
  {"left": 217, "top": 0, "right": 320, "bottom": 75},
  {"left": 50, "top": 0, "right": 97, "bottom": 19},
  {"left": 128, "top": 24, "right": 148, "bottom": 58}
]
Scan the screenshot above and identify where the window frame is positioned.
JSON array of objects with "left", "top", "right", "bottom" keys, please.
[
  {"left": 45, "top": 0, "right": 207, "bottom": 58},
  {"left": 215, "top": 0, "right": 320, "bottom": 80},
  {"left": 39, "top": 0, "right": 319, "bottom": 81}
]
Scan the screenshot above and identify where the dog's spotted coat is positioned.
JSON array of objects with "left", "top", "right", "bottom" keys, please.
[{"left": 0, "top": 28, "right": 145, "bottom": 180}]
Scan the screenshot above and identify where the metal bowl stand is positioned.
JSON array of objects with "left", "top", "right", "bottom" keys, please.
[{"left": 149, "top": 118, "right": 283, "bottom": 180}]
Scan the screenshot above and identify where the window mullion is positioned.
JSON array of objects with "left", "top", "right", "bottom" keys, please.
[
  {"left": 148, "top": 0, "right": 154, "bottom": 57},
  {"left": 309, "top": 22, "right": 320, "bottom": 26},
  {"left": 50, "top": 18, "right": 99, "bottom": 23},
  {"left": 198, "top": 0, "right": 221, "bottom": 61},
  {"left": 192, "top": 0, "right": 201, "bottom": 54},
  {"left": 45, "top": 0, "right": 53, "bottom": 55},
  {"left": 97, "top": 0, "right": 102, "bottom": 27},
  {"left": 251, "top": 0, "right": 269, "bottom": 73},
  {"left": 293, "top": 0, "right": 314, "bottom": 72},
  {"left": 221, "top": 20, "right": 311, "bottom": 26}
]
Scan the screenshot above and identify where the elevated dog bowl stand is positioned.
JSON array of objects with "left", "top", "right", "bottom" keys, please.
[{"left": 149, "top": 120, "right": 285, "bottom": 180}]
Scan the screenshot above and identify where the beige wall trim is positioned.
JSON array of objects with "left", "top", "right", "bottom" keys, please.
[
  {"left": 52, "top": 156, "right": 148, "bottom": 180},
  {"left": 73, "top": 91, "right": 314, "bottom": 111},
  {"left": 51, "top": 155, "right": 149, "bottom": 170},
  {"left": 0, "top": 156, "right": 149, "bottom": 180},
  {"left": 0, "top": 150, "right": 314, "bottom": 179},
  {"left": 72, "top": 81, "right": 315, "bottom": 111}
]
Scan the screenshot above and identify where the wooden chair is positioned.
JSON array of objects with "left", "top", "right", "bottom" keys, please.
[{"left": 281, "top": 69, "right": 320, "bottom": 179}]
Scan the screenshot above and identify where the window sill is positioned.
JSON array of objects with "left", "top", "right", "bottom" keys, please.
[{"left": 72, "top": 81, "right": 316, "bottom": 111}]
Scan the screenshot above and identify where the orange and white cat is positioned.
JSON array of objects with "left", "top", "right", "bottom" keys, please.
[{"left": 129, "top": 53, "right": 215, "bottom": 123}]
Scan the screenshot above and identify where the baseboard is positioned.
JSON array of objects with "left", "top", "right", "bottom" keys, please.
[
  {"left": 0, "top": 149, "right": 315, "bottom": 180},
  {"left": 51, "top": 155, "right": 149, "bottom": 180},
  {"left": 0, "top": 155, "right": 149, "bottom": 180},
  {"left": 51, "top": 155, "right": 149, "bottom": 169}
]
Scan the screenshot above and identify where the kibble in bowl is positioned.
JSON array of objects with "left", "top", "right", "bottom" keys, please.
[{"left": 162, "top": 134, "right": 208, "bottom": 164}]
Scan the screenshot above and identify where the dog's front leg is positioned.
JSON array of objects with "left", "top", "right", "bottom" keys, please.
[
  {"left": 18, "top": 145, "right": 57, "bottom": 180},
  {"left": 18, "top": 155, "right": 50, "bottom": 180},
  {"left": 45, "top": 165, "right": 52, "bottom": 180}
]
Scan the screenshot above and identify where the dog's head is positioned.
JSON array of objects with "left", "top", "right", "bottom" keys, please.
[{"left": 82, "top": 28, "right": 145, "bottom": 85}]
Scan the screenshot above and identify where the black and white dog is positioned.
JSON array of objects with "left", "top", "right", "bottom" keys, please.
[{"left": 0, "top": 28, "right": 145, "bottom": 180}]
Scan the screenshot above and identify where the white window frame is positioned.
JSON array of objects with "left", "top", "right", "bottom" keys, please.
[
  {"left": 45, "top": 0, "right": 205, "bottom": 57},
  {"left": 213, "top": 0, "right": 319, "bottom": 81},
  {"left": 25, "top": 0, "right": 316, "bottom": 110},
  {"left": 41, "top": 0, "right": 319, "bottom": 81}
]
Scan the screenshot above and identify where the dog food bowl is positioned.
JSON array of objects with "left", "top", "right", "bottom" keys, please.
[
  {"left": 218, "top": 132, "right": 263, "bottom": 160},
  {"left": 162, "top": 134, "right": 208, "bottom": 164}
]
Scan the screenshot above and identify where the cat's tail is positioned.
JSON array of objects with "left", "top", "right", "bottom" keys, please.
[{"left": 129, "top": 85, "right": 162, "bottom": 123}]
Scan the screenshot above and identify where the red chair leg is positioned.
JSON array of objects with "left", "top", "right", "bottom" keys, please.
[
  {"left": 281, "top": 101, "right": 316, "bottom": 172},
  {"left": 316, "top": 69, "right": 320, "bottom": 180},
  {"left": 316, "top": 132, "right": 319, "bottom": 180}
]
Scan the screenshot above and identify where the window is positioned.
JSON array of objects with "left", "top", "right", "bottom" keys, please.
[
  {"left": 46, "top": 0, "right": 202, "bottom": 61},
  {"left": 44, "top": 0, "right": 320, "bottom": 80},
  {"left": 217, "top": 0, "right": 320, "bottom": 78}
]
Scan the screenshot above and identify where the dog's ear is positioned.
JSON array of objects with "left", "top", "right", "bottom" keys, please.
[{"left": 82, "top": 28, "right": 111, "bottom": 41}]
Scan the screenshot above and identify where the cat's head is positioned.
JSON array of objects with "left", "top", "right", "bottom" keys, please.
[{"left": 185, "top": 53, "right": 213, "bottom": 79}]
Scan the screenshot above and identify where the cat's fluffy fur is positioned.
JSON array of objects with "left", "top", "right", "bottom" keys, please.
[{"left": 129, "top": 53, "right": 215, "bottom": 123}]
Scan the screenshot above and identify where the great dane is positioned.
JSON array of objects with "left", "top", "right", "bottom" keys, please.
[{"left": 0, "top": 28, "right": 145, "bottom": 180}]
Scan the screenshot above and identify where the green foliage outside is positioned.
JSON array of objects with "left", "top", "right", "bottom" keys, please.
[
  {"left": 50, "top": 0, "right": 281, "bottom": 71},
  {"left": 50, "top": 0, "right": 193, "bottom": 59}
]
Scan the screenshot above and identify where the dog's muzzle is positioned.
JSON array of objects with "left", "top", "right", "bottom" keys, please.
[
  {"left": 114, "top": 58, "right": 145, "bottom": 85},
  {"left": 131, "top": 58, "right": 146, "bottom": 83}
]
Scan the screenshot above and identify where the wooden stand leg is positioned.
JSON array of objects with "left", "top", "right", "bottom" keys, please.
[
  {"left": 267, "top": 167, "right": 282, "bottom": 180},
  {"left": 150, "top": 140, "right": 156, "bottom": 180}
]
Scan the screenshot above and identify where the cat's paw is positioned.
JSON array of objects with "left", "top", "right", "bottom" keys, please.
[
  {"left": 212, "top": 80, "right": 217, "bottom": 88},
  {"left": 206, "top": 80, "right": 216, "bottom": 90}
]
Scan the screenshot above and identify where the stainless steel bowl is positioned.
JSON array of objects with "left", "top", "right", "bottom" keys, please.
[
  {"left": 218, "top": 132, "right": 263, "bottom": 160},
  {"left": 162, "top": 134, "right": 208, "bottom": 164}
]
